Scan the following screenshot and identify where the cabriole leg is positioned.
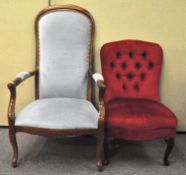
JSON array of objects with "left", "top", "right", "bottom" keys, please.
[
  {"left": 164, "top": 138, "right": 174, "bottom": 166},
  {"left": 9, "top": 126, "right": 18, "bottom": 168}
]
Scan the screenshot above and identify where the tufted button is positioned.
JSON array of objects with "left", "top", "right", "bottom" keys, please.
[
  {"left": 148, "top": 61, "right": 154, "bottom": 69},
  {"left": 135, "top": 62, "right": 142, "bottom": 70},
  {"left": 134, "top": 83, "right": 140, "bottom": 91},
  {"left": 116, "top": 73, "right": 121, "bottom": 80},
  {"left": 122, "top": 83, "right": 127, "bottom": 90},
  {"left": 126, "top": 72, "right": 135, "bottom": 80},
  {"left": 116, "top": 51, "right": 121, "bottom": 58},
  {"left": 141, "top": 52, "right": 147, "bottom": 59},
  {"left": 121, "top": 62, "right": 127, "bottom": 69},
  {"left": 129, "top": 51, "right": 134, "bottom": 58},
  {"left": 140, "top": 73, "right": 146, "bottom": 80},
  {"left": 110, "top": 61, "right": 115, "bottom": 68}
]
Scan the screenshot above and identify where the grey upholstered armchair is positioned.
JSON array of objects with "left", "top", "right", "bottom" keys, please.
[{"left": 7, "top": 5, "right": 104, "bottom": 171}]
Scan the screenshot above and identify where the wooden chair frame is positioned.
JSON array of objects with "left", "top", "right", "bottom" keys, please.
[{"left": 7, "top": 5, "right": 105, "bottom": 171}]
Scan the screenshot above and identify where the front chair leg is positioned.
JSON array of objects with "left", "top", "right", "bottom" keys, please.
[
  {"left": 163, "top": 138, "right": 174, "bottom": 166},
  {"left": 9, "top": 126, "right": 18, "bottom": 168}
]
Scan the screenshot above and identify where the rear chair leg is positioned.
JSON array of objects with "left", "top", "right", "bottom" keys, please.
[
  {"left": 103, "top": 129, "right": 109, "bottom": 165},
  {"left": 9, "top": 126, "right": 18, "bottom": 168},
  {"left": 163, "top": 138, "right": 174, "bottom": 166},
  {"left": 96, "top": 134, "right": 104, "bottom": 171}
]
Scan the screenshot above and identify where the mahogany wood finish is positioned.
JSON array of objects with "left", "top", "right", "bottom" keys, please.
[
  {"left": 94, "top": 79, "right": 106, "bottom": 170},
  {"left": 7, "top": 69, "right": 38, "bottom": 168},
  {"left": 7, "top": 5, "right": 104, "bottom": 171},
  {"left": 96, "top": 80, "right": 109, "bottom": 165}
]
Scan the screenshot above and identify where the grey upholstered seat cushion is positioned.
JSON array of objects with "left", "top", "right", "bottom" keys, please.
[{"left": 15, "top": 98, "right": 99, "bottom": 129}]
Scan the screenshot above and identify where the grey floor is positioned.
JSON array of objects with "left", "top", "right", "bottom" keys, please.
[{"left": 0, "top": 128, "right": 186, "bottom": 175}]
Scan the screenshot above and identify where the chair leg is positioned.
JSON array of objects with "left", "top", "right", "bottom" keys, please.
[
  {"left": 103, "top": 129, "right": 109, "bottom": 165},
  {"left": 96, "top": 134, "right": 104, "bottom": 172},
  {"left": 9, "top": 126, "right": 18, "bottom": 168},
  {"left": 163, "top": 138, "right": 174, "bottom": 166}
]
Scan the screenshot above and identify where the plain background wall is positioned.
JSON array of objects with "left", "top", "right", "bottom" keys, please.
[
  {"left": 0, "top": 0, "right": 186, "bottom": 131},
  {"left": 0, "top": 0, "right": 45, "bottom": 125}
]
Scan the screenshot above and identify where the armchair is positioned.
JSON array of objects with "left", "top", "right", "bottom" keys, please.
[
  {"left": 7, "top": 5, "right": 104, "bottom": 171},
  {"left": 96, "top": 40, "right": 177, "bottom": 166}
]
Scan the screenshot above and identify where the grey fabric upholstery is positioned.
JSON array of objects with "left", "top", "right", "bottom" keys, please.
[
  {"left": 92, "top": 73, "right": 104, "bottom": 82},
  {"left": 15, "top": 98, "right": 99, "bottom": 129},
  {"left": 38, "top": 11, "right": 92, "bottom": 99},
  {"left": 16, "top": 72, "right": 31, "bottom": 80}
]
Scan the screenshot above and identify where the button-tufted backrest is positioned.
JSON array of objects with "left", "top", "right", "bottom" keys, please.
[{"left": 101, "top": 40, "right": 163, "bottom": 103}]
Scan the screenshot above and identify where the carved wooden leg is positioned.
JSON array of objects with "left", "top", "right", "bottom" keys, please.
[
  {"left": 163, "top": 138, "right": 174, "bottom": 166},
  {"left": 96, "top": 116, "right": 105, "bottom": 172},
  {"left": 9, "top": 126, "right": 18, "bottom": 168}
]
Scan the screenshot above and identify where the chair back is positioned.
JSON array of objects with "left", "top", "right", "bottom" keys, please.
[
  {"left": 101, "top": 40, "right": 163, "bottom": 103},
  {"left": 35, "top": 5, "right": 94, "bottom": 99}
]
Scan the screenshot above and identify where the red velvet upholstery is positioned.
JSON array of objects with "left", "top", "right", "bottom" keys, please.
[
  {"left": 101, "top": 40, "right": 177, "bottom": 141},
  {"left": 106, "top": 98, "right": 177, "bottom": 140},
  {"left": 101, "top": 40, "right": 162, "bottom": 103}
]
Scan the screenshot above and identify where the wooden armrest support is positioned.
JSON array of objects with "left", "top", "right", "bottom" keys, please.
[
  {"left": 91, "top": 73, "right": 106, "bottom": 128},
  {"left": 7, "top": 69, "right": 38, "bottom": 122},
  {"left": 92, "top": 73, "right": 106, "bottom": 159},
  {"left": 97, "top": 80, "right": 106, "bottom": 89},
  {"left": 97, "top": 81, "right": 106, "bottom": 104}
]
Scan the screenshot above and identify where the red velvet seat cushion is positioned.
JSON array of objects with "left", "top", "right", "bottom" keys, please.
[{"left": 106, "top": 98, "right": 177, "bottom": 140}]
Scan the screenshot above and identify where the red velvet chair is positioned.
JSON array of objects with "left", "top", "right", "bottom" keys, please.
[{"left": 96, "top": 40, "right": 177, "bottom": 166}]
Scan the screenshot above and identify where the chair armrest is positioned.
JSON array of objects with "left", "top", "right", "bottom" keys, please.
[
  {"left": 8, "top": 69, "right": 38, "bottom": 88},
  {"left": 92, "top": 73, "right": 104, "bottom": 82},
  {"left": 92, "top": 73, "right": 106, "bottom": 102},
  {"left": 7, "top": 69, "right": 38, "bottom": 123},
  {"left": 92, "top": 73, "right": 105, "bottom": 86}
]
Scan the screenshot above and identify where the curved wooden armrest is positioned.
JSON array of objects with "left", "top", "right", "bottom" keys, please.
[
  {"left": 8, "top": 69, "right": 38, "bottom": 88},
  {"left": 7, "top": 69, "right": 38, "bottom": 123}
]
